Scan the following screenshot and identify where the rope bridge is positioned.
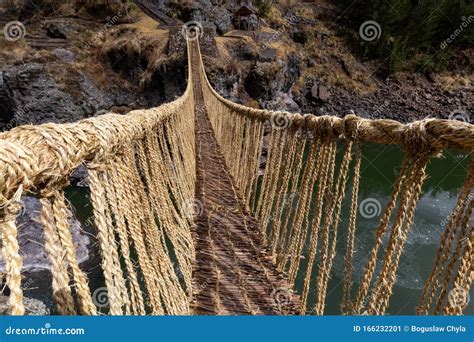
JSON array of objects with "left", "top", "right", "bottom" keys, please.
[{"left": 0, "top": 37, "right": 472, "bottom": 316}]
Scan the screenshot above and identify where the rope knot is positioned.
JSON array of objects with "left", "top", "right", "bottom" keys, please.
[
  {"left": 291, "top": 113, "right": 305, "bottom": 129},
  {"left": 344, "top": 114, "right": 362, "bottom": 140},
  {"left": 39, "top": 180, "right": 70, "bottom": 198},
  {"left": 0, "top": 186, "right": 23, "bottom": 222},
  {"left": 304, "top": 114, "right": 316, "bottom": 130},
  {"left": 316, "top": 115, "right": 339, "bottom": 140},
  {"left": 86, "top": 161, "right": 107, "bottom": 172},
  {"left": 18, "top": 125, "right": 80, "bottom": 195},
  {"left": 402, "top": 119, "right": 439, "bottom": 158}
]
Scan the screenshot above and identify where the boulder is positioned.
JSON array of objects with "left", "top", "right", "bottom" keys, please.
[
  {"left": 311, "top": 84, "right": 330, "bottom": 102},
  {"left": 42, "top": 19, "right": 81, "bottom": 40},
  {"left": 318, "top": 85, "right": 330, "bottom": 102},
  {"left": 211, "top": 7, "right": 232, "bottom": 34},
  {"left": 244, "top": 55, "right": 300, "bottom": 103},
  {"left": 260, "top": 48, "right": 277, "bottom": 62},
  {"left": 51, "top": 48, "right": 75, "bottom": 62}
]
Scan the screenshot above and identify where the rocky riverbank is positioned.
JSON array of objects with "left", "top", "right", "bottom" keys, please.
[{"left": 1, "top": 0, "right": 472, "bottom": 131}]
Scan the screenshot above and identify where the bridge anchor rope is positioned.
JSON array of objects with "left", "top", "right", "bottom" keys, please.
[{"left": 0, "top": 37, "right": 472, "bottom": 315}]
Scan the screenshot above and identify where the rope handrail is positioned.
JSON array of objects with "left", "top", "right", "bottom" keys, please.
[
  {"left": 193, "top": 38, "right": 473, "bottom": 316},
  {"left": 0, "top": 56, "right": 193, "bottom": 199},
  {"left": 0, "top": 32, "right": 472, "bottom": 317},
  {"left": 195, "top": 39, "right": 474, "bottom": 152},
  {"left": 0, "top": 40, "right": 197, "bottom": 315}
]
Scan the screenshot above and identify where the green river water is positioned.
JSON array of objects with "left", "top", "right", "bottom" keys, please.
[
  {"left": 65, "top": 142, "right": 472, "bottom": 315},
  {"left": 289, "top": 143, "right": 472, "bottom": 315}
]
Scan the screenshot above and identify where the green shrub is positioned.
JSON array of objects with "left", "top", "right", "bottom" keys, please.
[
  {"left": 337, "top": 0, "right": 474, "bottom": 73},
  {"left": 254, "top": 0, "right": 273, "bottom": 16}
]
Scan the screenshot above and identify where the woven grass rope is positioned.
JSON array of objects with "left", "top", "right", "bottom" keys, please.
[{"left": 0, "top": 38, "right": 472, "bottom": 316}]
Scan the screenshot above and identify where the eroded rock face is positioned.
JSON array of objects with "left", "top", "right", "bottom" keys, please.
[
  {"left": 242, "top": 54, "right": 300, "bottom": 110},
  {"left": 0, "top": 62, "right": 136, "bottom": 129},
  {"left": 1, "top": 63, "right": 90, "bottom": 125},
  {"left": 0, "top": 196, "right": 90, "bottom": 273}
]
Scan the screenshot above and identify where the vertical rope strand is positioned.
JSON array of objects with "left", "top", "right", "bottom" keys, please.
[
  {"left": 1, "top": 202, "right": 25, "bottom": 315},
  {"left": 50, "top": 190, "right": 96, "bottom": 315},
  {"left": 341, "top": 142, "right": 362, "bottom": 314},
  {"left": 40, "top": 196, "right": 76, "bottom": 315}
]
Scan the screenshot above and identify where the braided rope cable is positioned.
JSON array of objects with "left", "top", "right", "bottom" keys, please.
[
  {"left": 105, "top": 157, "right": 146, "bottom": 315},
  {"left": 341, "top": 142, "right": 362, "bottom": 314},
  {"left": 39, "top": 196, "right": 76, "bottom": 315},
  {"left": 442, "top": 199, "right": 473, "bottom": 315},
  {"left": 50, "top": 190, "right": 96, "bottom": 315},
  {"left": 287, "top": 138, "right": 321, "bottom": 283},
  {"left": 418, "top": 158, "right": 474, "bottom": 314},
  {"left": 314, "top": 139, "right": 354, "bottom": 315},
  {"left": 0, "top": 37, "right": 473, "bottom": 317},
  {"left": 299, "top": 140, "right": 337, "bottom": 314}
]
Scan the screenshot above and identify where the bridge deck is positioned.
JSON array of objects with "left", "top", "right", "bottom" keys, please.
[{"left": 191, "top": 47, "right": 300, "bottom": 315}]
